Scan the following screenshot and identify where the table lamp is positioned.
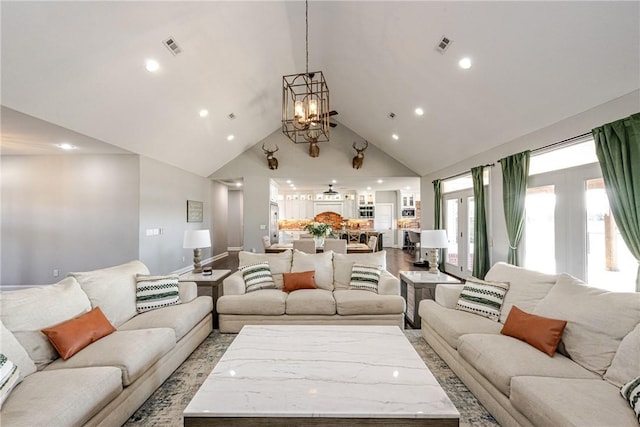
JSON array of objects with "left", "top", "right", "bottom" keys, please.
[
  {"left": 421, "top": 230, "right": 448, "bottom": 274},
  {"left": 183, "top": 229, "right": 211, "bottom": 273}
]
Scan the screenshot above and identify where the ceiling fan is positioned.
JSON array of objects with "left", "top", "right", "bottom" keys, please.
[
  {"left": 322, "top": 110, "right": 339, "bottom": 128},
  {"left": 323, "top": 184, "right": 338, "bottom": 195}
]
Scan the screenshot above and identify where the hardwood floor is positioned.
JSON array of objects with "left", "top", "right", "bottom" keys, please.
[{"left": 210, "top": 248, "right": 428, "bottom": 277}]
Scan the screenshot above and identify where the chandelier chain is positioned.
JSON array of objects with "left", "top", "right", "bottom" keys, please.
[{"left": 305, "top": 0, "right": 309, "bottom": 74}]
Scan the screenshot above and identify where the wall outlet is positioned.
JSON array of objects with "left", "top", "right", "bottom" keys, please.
[
  {"left": 259, "top": 224, "right": 266, "bottom": 230},
  {"left": 53, "top": 269, "right": 59, "bottom": 278},
  {"left": 182, "top": 256, "right": 185, "bottom": 262}
]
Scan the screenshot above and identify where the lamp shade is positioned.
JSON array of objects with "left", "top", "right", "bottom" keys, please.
[
  {"left": 183, "top": 230, "right": 211, "bottom": 249},
  {"left": 421, "top": 230, "right": 448, "bottom": 249}
]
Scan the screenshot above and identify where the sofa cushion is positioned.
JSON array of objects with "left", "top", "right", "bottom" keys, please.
[
  {"left": 0, "top": 276, "right": 92, "bottom": 368},
  {"left": 283, "top": 270, "right": 317, "bottom": 292},
  {"left": 621, "top": 376, "right": 640, "bottom": 423},
  {"left": 511, "top": 376, "right": 639, "bottom": 427},
  {"left": 291, "top": 250, "right": 334, "bottom": 291},
  {"left": 44, "top": 328, "right": 175, "bottom": 386},
  {"left": 349, "top": 263, "right": 382, "bottom": 293},
  {"left": 333, "top": 251, "right": 386, "bottom": 290},
  {"left": 0, "top": 321, "right": 36, "bottom": 380},
  {"left": 604, "top": 323, "right": 640, "bottom": 388},
  {"left": 0, "top": 354, "right": 20, "bottom": 409},
  {"left": 119, "top": 296, "right": 213, "bottom": 341},
  {"left": 238, "top": 250, "right": 292, "bottom": 288},
  {"left": 534, "top": 273, "right": 640, "bottom": 375},
  {"left": 41, "top": 307, "right": 116, "bottom": 360},
  {"left": 70, "top": 260, "right": 150, "bottom": 328},
  {"left": 419, "top": 300, "right": 503, "bottom": 349},
  {"left": 333, "top": 289, "right": 404, "bottom": 315},
  {"left": 285, "top": 289, "right": 336, "bottom": 315},
  {"left": 484, "top": 261, "right": 558, "bottom": 323},
  {"left": 239, "top": 262, "right": 277, "bottom": 292},
  {"left": 217, "top": 289, "right": 287, "bottom": 315},
  {"left": 500, "top": 305, "right": 567, "bottom": 356},
  {"left": 455, "top": 277, "right": 509, "bottom": 321},
  {"left": 135, "top": 274, "right": 181, "bottom": 313},
  {"left": 458, "top": 333, "right": 598, "bottom": 396},
  {"left": 0, "top": 367, "right": 122, "bottom": 427}
]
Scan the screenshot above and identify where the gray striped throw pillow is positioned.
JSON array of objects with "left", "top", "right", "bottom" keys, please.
[
  {"left": 456, "top": 277, "right": 509, "bottom": 321},
  {"left": 0, "top": 353, "right": 20, "bottom": 409},
  {"left": 349, "top": 263, "right": 382, "bottom": 293},
  {"left": 136, "top": 274, "right": 181, "bottom": 313},
  {"left": 240, "top": 262, "right": 276, "bottom": 292}
]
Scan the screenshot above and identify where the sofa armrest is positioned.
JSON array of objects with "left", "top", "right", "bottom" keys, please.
[
  {"left": 222, "top": 270, "right": 246, "bottom": 296},
  {"left": 435, "top": 284, "right": 465, "bottom": 309},
  {"left": 178, "top": 281, "right": 198, "bottom": 303},
  {"left": 378, "top": 270, "right": 400, "bottom": 295}
]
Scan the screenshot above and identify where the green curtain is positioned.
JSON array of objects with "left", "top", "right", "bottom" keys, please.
[
  {"left": 592, "top": 113, "right": 640, "bottom": 291},
  {"left": 471, "top": 166, "right": 490, "bottom": 278},
  {"left": 499, "top": 151, "right": 530, "bottom": 266},
  {"left": 433, "top": 179, "right": 443, "bottom": 269}
]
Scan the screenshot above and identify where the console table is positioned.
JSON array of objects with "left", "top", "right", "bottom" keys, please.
[
  {"left": 399, "top": 270, "right": 463, "bottom": 328},
  {"left": 179, "top": 270, "right": 231, "bottom": 329}
]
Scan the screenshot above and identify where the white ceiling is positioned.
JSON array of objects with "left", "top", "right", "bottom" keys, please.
[{"left": 2, "top": 1, "right": 639, "bottom": 181}]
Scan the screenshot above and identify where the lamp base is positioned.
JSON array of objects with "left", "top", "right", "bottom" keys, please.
[
  {"left": 192, "top": 248, "right": 203, "bottom": 273},
  {"left": 427, "top": 248, "right": 441, "bottom": 274}
]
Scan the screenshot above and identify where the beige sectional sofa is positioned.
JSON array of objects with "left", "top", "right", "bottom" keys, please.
[
  {"left": 217, "top": 249, "right": 405, "bottom": 333},
  {"left": 419, "top": 262, "right": 640, "bottom": 427},
  {"left": 0, "top": 261, "right": 213, "bottom": 427}
]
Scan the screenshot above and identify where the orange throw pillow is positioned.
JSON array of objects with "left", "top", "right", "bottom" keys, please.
[
  {"left": 42, "top": 307, "right": 116, "bottom": 360},
  {"left": 282, "top": 271, "right": 317, "bottom": 292},
  {"left": 501, "top": 305, "right": 567, "bottom": 357}
]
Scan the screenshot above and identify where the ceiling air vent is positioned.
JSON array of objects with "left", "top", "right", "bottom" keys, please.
[
  {"left": 435, "top": 36, "right": 452, "bottom": 54},
  {"left": 163, "top": 37, "right": 182, "bottom": 56}
]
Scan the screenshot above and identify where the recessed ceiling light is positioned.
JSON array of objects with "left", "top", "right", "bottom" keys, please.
[
  {"left": 292, "top": 187, "right": 297, "bottom": 190},
  {"left": 56, "top": 143, "right": 77, "bottom": 150},
  {"left": 199, "top": 109, "right": 209, "bottom": 117},
  {"left": 145, "top": 59, "right": 160, "bottom": 73},
  {"left": 367, "top": 186, "right": 372, "bottom": 190},
  {"left": 289, "top": 183, "right": 295, "bottom": 187},
  {"left": 227, "top": 135, "right": 235, "bottom": 141},
  {"left": 405, "top": 186, "right": 411, "bottom": 190},
  {"left": 414, "top": 107, "right": 424, "bottom": 116},
  {"left": 459, "top": 57, "right": 472, "bottom": 69},
  {"left": 332, "top": 179, "right": 337, "bottom": 184},
  {"left": 392, "top": 134, "right": 399, "bottom": 140},
  {"left": 286, "top": 180, "right": 292, "bottom": 184},
  {"left": 377, "top": 179, "right": 383, "bottom": 184},
  {"left": 235, "top": 182, "right": 242, "bottom": 187}
]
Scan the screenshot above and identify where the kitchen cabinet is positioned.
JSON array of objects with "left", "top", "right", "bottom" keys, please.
[
  {"left": 401, "top": 193, "right": 415, "bottom": 208},
  {"left": 314, "top": 202, "right": 343, "bottom": 216},
  {"left": 358, "top": 191, "right": 375, "bottom": 206}
]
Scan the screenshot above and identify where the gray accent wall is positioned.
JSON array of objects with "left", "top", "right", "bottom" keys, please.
[
  {"left": 227, "top": 190, "right": 243, "bottom": 249},
  {"left": 210, "top": 180, "right": 228, "bottom": 256},
  {"left": 1, "top": 154, "right": 140, "bottom": 286}
]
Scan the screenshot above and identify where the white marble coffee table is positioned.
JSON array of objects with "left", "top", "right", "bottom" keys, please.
[{"left": 184, "top": 325, "right": 459, "bottom": 426}]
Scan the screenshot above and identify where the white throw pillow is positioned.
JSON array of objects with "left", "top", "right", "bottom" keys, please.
[
  {"left": 0, "top": 277, "right": 91, "bottom": 368},
  {"left": 485, "top": 262, "right": 558, "bottom": 323},
  {"left": 0, "top": 321, "right": 36, "bottom": 380},
  {"left": 455, "top": 277, "right": 510, "bottom": 322},
  {"left": 604, "top": 323, "right": 640, "bottom": 388},
  {"left": 239, "top": 262, "right": 277, "bottom": 292},
  {"left": 238, "top": 250, "right": 292, "bottom": 289},
  {"left": 534, "top": 273, "right": 640, "bottom": 376},
  {"left": 70, "top": 260, "right": 149, "bottom": 327},
  {"left": 135, "top": 274, "right": 181, "bottom": 313},
  {"left": 291, "top": 250, "right": 334, "bottom": 291},
  {"left": 0, "top": 353, "right": 20, "bottom": 409},
  {"left": 333, "top": 251, "right": 387, "bottom": 290}
]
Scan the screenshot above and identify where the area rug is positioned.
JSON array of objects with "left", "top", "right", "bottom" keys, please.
[{"left": 125, "top": 330, "right": 498, "bottom": 426}]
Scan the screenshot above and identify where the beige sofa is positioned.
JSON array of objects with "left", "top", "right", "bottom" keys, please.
[
  {"left": 217, "top": 249, "right": 405, "bottom": 333},
  {"left": 419, "top": 262, "right": 640, "bottom": 427},
  {"left": 0, "top": 261, "right": 213, "bottom": 427}
]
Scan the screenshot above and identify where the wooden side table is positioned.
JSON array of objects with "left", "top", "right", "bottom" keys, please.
[
  {"left": 179, "top": 270, "right": 231, "bottom": 329},
  {"left": 399, "top": 270, "right": 463, "bottom": 328}
]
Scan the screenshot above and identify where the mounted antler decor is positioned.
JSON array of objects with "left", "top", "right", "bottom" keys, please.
[
  {"left": 352, "top": 140, "right": 369, "bottom": 169},
  {"left": 262, "top": 143, "right": 279, "bottom": 170}
]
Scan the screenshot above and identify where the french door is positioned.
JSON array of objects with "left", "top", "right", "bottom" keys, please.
[{"left": 443, "top": 189, "right": 474, "bottom": 277}]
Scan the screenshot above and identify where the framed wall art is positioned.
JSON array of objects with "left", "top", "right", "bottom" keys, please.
[{"left": 187, "top": 200, "right": 203, "bottom": 223}]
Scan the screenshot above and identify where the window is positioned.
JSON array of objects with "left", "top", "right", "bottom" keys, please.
[
  {"left": 443, "top": 187, "right": 474, "bottom": 277},
  {"left": 524, "top": 139, "right": 636, "bottom": 292}
]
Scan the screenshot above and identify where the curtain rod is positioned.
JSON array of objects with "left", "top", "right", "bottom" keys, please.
[
  {"left": 432, "top": 163, "right": 495, "bottom": 184},
  {"left": 530, "top": 131, "right": 592, "bottom": 154}
]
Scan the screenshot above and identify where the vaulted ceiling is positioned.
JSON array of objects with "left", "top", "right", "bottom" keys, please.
[{"left": 2, "top": 1, "right": 639, "bottom": 178}]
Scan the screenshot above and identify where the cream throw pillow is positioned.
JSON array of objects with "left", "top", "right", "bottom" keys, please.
[
  {"left": 604, "top": 323, "right": 640, "bottom": 388},
  {"left": 291, "top": 250, "right": 334, "bottom": 291},
  {"left": 534, "top": 273, "right": 640, "bottom": 375}
]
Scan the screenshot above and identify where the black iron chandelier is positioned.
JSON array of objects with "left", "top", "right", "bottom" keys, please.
[{"left": 281, "top": 0, "right": 330, "bottom": 144}]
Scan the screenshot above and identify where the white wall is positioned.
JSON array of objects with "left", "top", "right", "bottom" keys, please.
[
  {"left": 420, "top": 90, "right": 640, "bottom": 266},
  {"left": 210, "top": 180, "right": 228, "bottom": 256},
  {"left": 227, "top": 190, "right": 243, "bottom": 249},
  {"left": 1, "top": 154, "right": 140, "bottom": 286}
]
